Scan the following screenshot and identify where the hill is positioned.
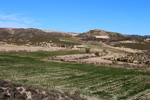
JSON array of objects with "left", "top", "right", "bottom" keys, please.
[
  {"left": 77, "top": 29, "right": 126, "bottom": 41},
  {"left": 0, "top": 28, "right": 49, "bottom": 37},
  {"left": 0, "top": 28, "right": 78, "bottom": 37},
  {"left": 0, "top": 28, "right": 80, "bottom": 47}
]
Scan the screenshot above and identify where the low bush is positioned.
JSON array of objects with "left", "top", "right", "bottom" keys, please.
[
  {"left": 85, "top": 48, "right": 90, "bottom": 53},
  {"left": 95, "top": 52, "right": 99, "bottom": 56}
]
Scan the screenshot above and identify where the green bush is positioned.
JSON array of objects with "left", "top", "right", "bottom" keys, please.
[
  {"left": 103, "top": 49, "right": 107, "bottom": 53},
  {"left": 112, "top": 60, "right": 118, "bottom": 64},
  {"left": 95, "top": 52, "right": 99, "bottom": 56},
  {"left": 85, "top": 48, "right": 90, "bottom": 53}
]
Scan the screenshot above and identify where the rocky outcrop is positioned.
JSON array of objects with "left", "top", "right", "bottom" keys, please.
[
  {"left": 50, "top": 52, "right": 150, "bottom": 69},
  {"left": 0, "top": 79, "right": 86, "bottom": 100},
  {"left": 116, "top": 52, "right": 150, "bottom": 65},
  {"left": 50, "top": 52, "right": 108, "bottom": 62}
]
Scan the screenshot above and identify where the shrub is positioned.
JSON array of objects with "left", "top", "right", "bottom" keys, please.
[
  {"left": 85, "top": 48, "right": 90, "bottom": 53},
  {"left": 61, "top": 44, "right": 66, "bottom": 47},
  {"left": 95, "top": 52, "right": 99, "bottom": 56},
  {"left": 112, "top": 60, "right": 118, "bottom": 64},
  {"left": 103, "top": 49, "right": 107, "bottom": 53}
]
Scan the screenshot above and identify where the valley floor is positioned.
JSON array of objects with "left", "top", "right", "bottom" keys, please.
[{"left": 0, "top": 50, "right": 150, "bottom": 100}]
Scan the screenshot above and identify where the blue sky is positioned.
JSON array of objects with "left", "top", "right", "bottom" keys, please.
[{"left": 0, "top": 0, "right": 150, "bottom": 35}]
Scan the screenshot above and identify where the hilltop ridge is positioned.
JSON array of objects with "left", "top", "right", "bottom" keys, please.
[
  {"left": 43, "top": 30, "right": 78, "bottom": 37},
  {"left": 0, "top": 28, "right": 77, "bottom": 37},
  {"left": 77, "top": 29, "right": 126, "bottom": 42}
]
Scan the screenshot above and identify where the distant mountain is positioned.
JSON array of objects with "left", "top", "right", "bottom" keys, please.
[
  {"left": 0, "top": 28, "right": 78, "bottom": 37},
  {"left": 0, "top": 28, "right": 48, "bottom": 37},
  {"left": 126, "top": 35, "right": 150, "bottom": 39}
]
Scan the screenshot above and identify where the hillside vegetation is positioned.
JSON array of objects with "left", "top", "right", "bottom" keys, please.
[
  {"left": 77, "top": 29, "right": 126, "bottom": 40},
  {"left": 0, "top": 36, "right": 80, "bottom": 47},
  {"left": 114, "top": 42, "right": 150, "bottom": 50}
]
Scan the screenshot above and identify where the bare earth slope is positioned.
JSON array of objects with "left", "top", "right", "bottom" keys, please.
[{"left": 43, "top": 30, "right": 79, "bottom": 37}]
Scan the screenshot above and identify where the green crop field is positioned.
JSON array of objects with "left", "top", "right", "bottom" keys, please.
[{"left": 0, "top": 50, "right": 150, "bottom": 100}]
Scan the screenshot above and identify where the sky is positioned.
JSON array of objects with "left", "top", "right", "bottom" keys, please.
[{"left": 0, "top": 0, "right": 150, "bottom": 35}]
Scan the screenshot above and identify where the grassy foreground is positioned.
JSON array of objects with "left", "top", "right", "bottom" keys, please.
[{"left": 0, "top": 50, "right": 150, "bottom": 100}]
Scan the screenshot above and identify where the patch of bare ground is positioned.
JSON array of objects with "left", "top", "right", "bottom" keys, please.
[
  {"left": 81, "top": 52, "right": 124, "bottom": 64},
  {"left": 50, "top": 53, "right": 98, "bottom": 61},
  {"left": 0, "top": 44, "right": 68, "bottom": 52},
  {"left": 105, "top": 44, "right": 142, "bottom": 53}
]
